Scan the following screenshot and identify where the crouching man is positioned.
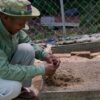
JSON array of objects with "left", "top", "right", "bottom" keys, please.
[{"left": 0, "top": 0, "right": 60, "bottom": 100}]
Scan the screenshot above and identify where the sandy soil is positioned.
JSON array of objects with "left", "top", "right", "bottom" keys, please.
[{"left": 42, "top": 52, "right": 100, "bottom": 92}]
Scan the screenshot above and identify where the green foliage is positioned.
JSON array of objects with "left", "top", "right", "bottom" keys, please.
[
  {"left": 31, "top": 0, "right": 100, "bottom": 34},
  {"left": 32, "top": 33, "right": 44, "bottom": 40},
  {"left": 32, "top": 0, "right": 59, "bottom": 15},
  {"left": 33, "top": 32, "right": 54, "bottom": 40}
]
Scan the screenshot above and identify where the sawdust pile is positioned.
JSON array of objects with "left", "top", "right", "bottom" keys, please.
[
  {"left": 35, "top": 52, "right": 100, "bottom": 88},
  {"left": 45, "top": 70, "right": 83, "bottom": 87},
  {"left": 45, "top": 54, "right": 85, "bottom": 87},
  {"left": 45, "top": 52, "right": 100, "bottom": 87}
]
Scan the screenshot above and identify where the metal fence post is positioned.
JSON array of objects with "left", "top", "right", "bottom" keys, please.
[{"left": 60, "top": 0, "right": 66, "bottom": 37}]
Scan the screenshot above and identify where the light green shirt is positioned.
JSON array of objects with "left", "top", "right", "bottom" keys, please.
[{"left": 0, "top": 19, "right": 46, "bottom": 82}]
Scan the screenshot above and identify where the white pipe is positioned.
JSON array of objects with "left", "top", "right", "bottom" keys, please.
[{"left": 60, "top": 0, "right": 66, "bottom": 36}]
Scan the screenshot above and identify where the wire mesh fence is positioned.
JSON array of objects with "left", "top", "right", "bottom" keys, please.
[{"left": 27, "top": 0, "right": 100, "bottom": 40}]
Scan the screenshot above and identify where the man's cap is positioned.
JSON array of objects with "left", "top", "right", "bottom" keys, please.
[{"left": 0, "top": 0, "right": 40, "bottom": 18}]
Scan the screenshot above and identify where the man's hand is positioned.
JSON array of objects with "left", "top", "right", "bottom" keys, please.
[
  {"left": 43, "top": 53, "right": 60, "bottom": 76},
  {"left": 44, "top": 59, "right": 60, "bottom": 76},
  {"left": 44, "top": 64, "right": 56, "bottom": 76},
  {"left": 44, "top": 53, "right": 60, "bottom": 66},
  {"left": 52, "top": 55, "right": 60, "bottom": 67},
  {"left": 43, "top": 53, "right": 53, "bottom": 63}
]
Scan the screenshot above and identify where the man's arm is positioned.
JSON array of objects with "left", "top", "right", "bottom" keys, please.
[
  {"left": 18, "top": 30, "right": 60, "bottom": 68},
  {"left": 0, "top": 49, "right": 59, "bottom": 82},
  {"left": 18, "top": 30, "right": 48, "bottom": 60},
  {"left": 0, "top": 49, "right": 45, "bottom": 82}
]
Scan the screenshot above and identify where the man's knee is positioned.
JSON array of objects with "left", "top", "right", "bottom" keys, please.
[
  {"left": 18, "top": 43, "right": 35, "bottom": 55},
  {"left": 0, "top": 80, "right": 22, "bottom": 100},
  {"left": 10, "top": 43, "right": 35, "bottom": 65},
  {"left": 8, "top": 81, "right": 22, "bottom": 99}
]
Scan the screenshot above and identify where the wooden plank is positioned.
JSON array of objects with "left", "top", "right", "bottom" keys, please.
[
  {"left": 40, "top": 90, "right": 100, "bottom": 100},
  {"left": 52, "top": 41, "right": 100, "bottom": 53}
]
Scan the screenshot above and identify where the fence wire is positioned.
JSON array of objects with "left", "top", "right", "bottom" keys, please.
[{"left": 27, "top": 0, "right": 100, "bottom": 40}]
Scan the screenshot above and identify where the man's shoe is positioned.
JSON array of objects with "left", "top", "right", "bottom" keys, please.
[{"left": 14, "top": 87, "right": 39, "bottom": 100}]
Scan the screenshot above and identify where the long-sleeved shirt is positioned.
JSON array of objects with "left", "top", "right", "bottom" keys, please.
[{"left": 0, "top": 19, "right": 46, "bottom": 82}]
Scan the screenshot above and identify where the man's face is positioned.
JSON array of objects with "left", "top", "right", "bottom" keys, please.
[{"left": 4, "top": 16, "right": 28, "bottom": 35}]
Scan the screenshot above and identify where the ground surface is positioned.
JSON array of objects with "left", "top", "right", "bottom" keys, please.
[{"left": 42, "top": 52, "right": 100, "bottom": 92}]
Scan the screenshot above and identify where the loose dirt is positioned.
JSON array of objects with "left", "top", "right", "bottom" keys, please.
[
  {"left": 42, "top": 52, "right": 100, "bottom": 91},
  {"left": 45, "top": 53, "right": 100, "bottom": 90}
]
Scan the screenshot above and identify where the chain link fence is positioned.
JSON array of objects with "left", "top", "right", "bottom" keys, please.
[{"left": 27, "top": 0, "right": 100, "bottom": 40}]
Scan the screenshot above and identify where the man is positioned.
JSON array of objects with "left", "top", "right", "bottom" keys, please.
[{"left": 0, "top": 0, "right": 60, "bottom": 100}]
